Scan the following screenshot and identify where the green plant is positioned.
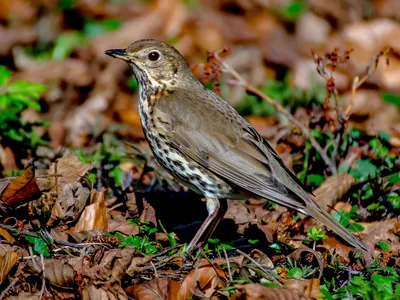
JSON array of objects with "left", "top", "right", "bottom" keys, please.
[
  {"left": 0, "top": 66, "right": 47, "bottom": 157},
  {"left": 74, "top": 133, "right": 129, "bottom": 189},
  {"left": 331, "top": 210, "right": 364, "bottom": 233},
  {"left": 113, "top": 218, "right": 161, "bottom": 256},
  {"left": 286, "top": 258, "right": 314, "bottom": 279},
  {"left": 204, "top": 238, "right": 235, "bottom": 254},
  {"left": 307, "top": 227, "right": 328, "bottom": 241},
  {"left": 322, "top": 267, "right": 400, "bottom": 300},
  {"left": 273, "top": 0, "right": 307, "bottom": 21}
]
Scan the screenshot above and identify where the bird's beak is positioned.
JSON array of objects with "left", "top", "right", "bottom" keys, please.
[{"left": 104, "top": 48, "right": 130, "bottom": 61}]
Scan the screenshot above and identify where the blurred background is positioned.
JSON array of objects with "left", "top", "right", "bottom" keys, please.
[{"left": 1, "top": 0, "right": 400, "bottom": 179}]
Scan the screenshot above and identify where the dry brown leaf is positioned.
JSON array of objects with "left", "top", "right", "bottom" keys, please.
[
  {"left": 47, "top": 182, "right": 90, "bottom": 226},
  {"left": 75, "top": 247, "right": 136, "bottom": 296},
  {"left": 0, "top": 26, "right": 37, "bottom": 56},
  {"left": 312, "top": 174, "right": 355, "bottom": 213},
  {"left": 304, "top": 279, "right": 322, "bottom": 299},
  {"left": 177, "top": 261, "right": 227, "bottom": 300},
  {"left": 0, "top": 167, "right": 41, "bottom": 207},
  {"left": 108, "top": 214, "right": 139, "bottom": 236},
  {"left": 233, "top": 283, "right": 306, "bottom": 300},
  {"left": 26, "top": 258, "right": 75, "bottom": 289},
  {"left": 140, "top": 199, "right": 157, "bottom": 226},
  {"left": 359, "top": 219, "right": 400, "bottom": 252},
  {"left": 0, "top": 249, "right": 19, "bottom": 285},
  {"left": 0, "top": 145, "right": 17, "bottom": 172},
  {"left": 82, "top": 284, "right": 125, "bottom": 300},
  {"left": 225, "top": 201, "right": 256, "bottom": 226},
  {"left": 257, "top": 223, "right": 279, "bottom": 243},
  {"left": 126, "top": 254, "right": 152, "bottom": 277},
  {"left": 50, "top": 153, "right": 92, "bottom": 186},
  {"left": 72, "top": 188, "right": 108, "bottom": 232},
  {"left": 125, "top": 277, "right": 169, "bottom": 300},
  {"left": 6, "top": 292, "right": 41, "bottom": 300},
  {"left": 0, "top": 227, "right": 15, "bottom": 242}
]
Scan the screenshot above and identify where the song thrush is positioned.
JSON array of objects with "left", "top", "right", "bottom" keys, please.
[{"left": 105, "top": 39, "right": 367, "bottom": 252}]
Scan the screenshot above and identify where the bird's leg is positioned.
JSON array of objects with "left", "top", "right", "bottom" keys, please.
[{"left": 185, "top": 198, "right": 227, "bottom": 253}]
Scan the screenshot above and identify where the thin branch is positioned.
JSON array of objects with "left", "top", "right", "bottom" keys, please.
[
  {"left": 345, "top": 48, "right": 391, "bottom": 118},
  {"left": 222, "top": 246, "right": 233, "bottom": 282},
  {"left": 0, "top": 224, "right": 86, "bottom": 249}
]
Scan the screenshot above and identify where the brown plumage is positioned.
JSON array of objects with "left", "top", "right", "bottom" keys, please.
[{"left": 105, "top": 39, "right": 367, "bottom": 252}]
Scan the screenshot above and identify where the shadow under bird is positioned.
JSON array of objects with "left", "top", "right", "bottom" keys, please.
[{"left": 105, "top": 39, "right": 367, "bottom": 252}]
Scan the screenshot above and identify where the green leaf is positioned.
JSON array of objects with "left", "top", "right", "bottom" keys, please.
[
  {"left": 128, "top": 77, "right": 138, "bottom": 90},
  {"left": 372, "top": 274, "right": 396, "bottom": 295},
  {"left": 24, "top": 236, "right": 50, "bottom": 257},
  {"left": 248, "top": 239, "right": 259, "bottom": 245},
  {"left": 307, "top": 174, "right": 325, "bottom": 186},
  {"left": 52, "top": 32, "right": 85, "bottom": 60},
  {"left": 84, "top": 18, "right": 122, "bottom": 37},
  {"left": 331, "top": 210, "right": 364, "bottom": 232},
  {"left": 382, "top": 92, "right": 400, "bottom": 107},
  {"left": 208, "top": 238, "right": 220, "bottom": 244},
  {"left": 0, "top": 66, "right": 12, "bottom": 88},
  {"left": 59, "top": 0, "right": 76, "bottom": 10},
  {"left": 307, "top": 226, "right": 328, "bottom": 241},
  {"left": 320, "top": 288, "right": 334, "bottom": 300},
  {"left": 274, "top": 0, "right": 306, "bottom": 21},
  {"left": 349, "top": 159, "right": 378, "bottom": 180},
  {"left": 7, "top": 80, "right": 47, "bottom": 100},
  {"left": 388, "top": 192, "right": 400, "bottom": 210},
  {"left": 288, "top": 267, "right": 304, "bottom": 279},
  {"left": 377, "top": 241, "right": 391, "bottom": 252}
]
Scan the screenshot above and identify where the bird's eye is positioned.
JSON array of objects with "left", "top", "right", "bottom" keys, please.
[{"left": 148, "top": 51, "right": 160, "bottom": 61}]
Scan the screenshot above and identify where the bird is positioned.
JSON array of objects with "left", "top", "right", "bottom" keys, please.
[{"left": 105, "top": 39, "right": 367, "bottom": 252}]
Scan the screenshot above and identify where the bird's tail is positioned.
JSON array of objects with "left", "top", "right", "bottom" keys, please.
[{"left": 303, "top": 200, "right": 368, "bottom": 251}]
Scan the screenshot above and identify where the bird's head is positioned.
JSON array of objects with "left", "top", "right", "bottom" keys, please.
[{"left": 105, "top": 39, "right": 196, "bottom": 91}]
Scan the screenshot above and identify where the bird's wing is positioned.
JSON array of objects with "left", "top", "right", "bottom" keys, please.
[
  {"left": 154, "top": 88, "right": 368, "bottom": 251},
  {"left": 154, "top": 88, "right": 308, "bottom": 210}
]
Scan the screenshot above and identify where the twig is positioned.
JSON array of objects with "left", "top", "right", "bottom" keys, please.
[
  {"left": 222, "top": 246, "right": 233, "bottom": 282},
  {"left": 217, "top": 53, "right": 338, "bottom": 174},
  {"left": 0, "top": 276, "right": 20, "bottom": 299},
  {"left": 333, "top": 48, "right": 391, "bottom": 166},
  {"left": 345, "top": 48, "right": 391, "bottom": 118},
  {"left": 39, "top": 254, "right": 46, "bottom": 299},
  {"left": 0, "top": 224, "right": 86, "bottom": 249}
]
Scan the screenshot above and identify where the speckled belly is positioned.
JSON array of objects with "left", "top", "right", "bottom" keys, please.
[{"left": 146, "top": 132, "right": 237, "bottom": 199}]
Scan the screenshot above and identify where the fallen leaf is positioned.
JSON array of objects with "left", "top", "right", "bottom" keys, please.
[
  {"left": 140, "top": 199, "right": 157, "bottom": 226},
  {"left": 72, "top": 188, "right": 108, "bottom": 232},
  {"left": 0, "top": 227, "right": 15, "bottom": 242},
  {"left": 233, "top": 283, "right": 305, "bottom": 300},
  {"left": 75, "top": 247, "right": 136, "bottom": 299},
  {"left": 0, "top": 249, "right": 19, "bottom": 285},
  {"left": 177, "top": 260, "right": 227, "bottom": 299},
  {"left": 26, "top": 257, "right": 75, "bottom": 289},
  {"left": 125, "top": 277, "right": 169, "bottom": 300},
  {"left": 0, "top": 167, "right": 41, "bottom": 207},
  {"left": 49, "top": 153, "right": 92, "bottom": 186},
  {"left": 47, "top": 182, "right": 90, "bottom": 226},
  {"left": 312, "top": 174, "right": 355, "bottom": 213},
  {"left": 126, "top": 254, "right": 152, "bottom": 277},
  {"left": 6, "top": 292, "right": 41, "bottom": 300}
]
